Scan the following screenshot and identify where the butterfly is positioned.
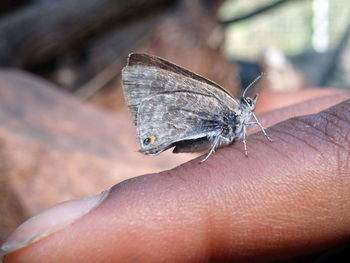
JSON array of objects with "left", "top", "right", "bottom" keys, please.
[{"left": 121, "top": 53, "right": 272, "bottom": 162}]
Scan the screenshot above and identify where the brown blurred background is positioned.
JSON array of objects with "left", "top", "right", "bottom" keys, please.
[{"left": 1, "top": 1, "right": 350, "bottom": 259}]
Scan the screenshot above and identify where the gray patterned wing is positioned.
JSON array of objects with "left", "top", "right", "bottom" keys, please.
[
  {"left": 122, "top": 53, "right": 238, "bottom": 125},
  {"left": 137, "top": 91, "right": 231, "bottom": 155}
]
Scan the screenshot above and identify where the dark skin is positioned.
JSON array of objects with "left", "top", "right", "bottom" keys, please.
[{"left": 4, "top": 90, "right": 350, "bottom": 263}]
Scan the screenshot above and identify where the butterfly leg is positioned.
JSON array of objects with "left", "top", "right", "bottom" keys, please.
[
  {"left": 247, "top": 113, "right": 273, "bottom": 141},
  {"left": 242, "top": 124, "right": 248, "bottom": 156},
  {"left": 201, "top": 135, "right": 221, "bottom": 163}
]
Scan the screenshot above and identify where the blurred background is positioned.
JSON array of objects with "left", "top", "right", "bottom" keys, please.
[{"left": 1, "top": 0, "right": 350, "bottom": 260}]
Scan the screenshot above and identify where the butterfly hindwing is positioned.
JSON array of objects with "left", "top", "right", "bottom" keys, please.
[{"left": 137, "top": 91, "right": 231, "bottom": 154}]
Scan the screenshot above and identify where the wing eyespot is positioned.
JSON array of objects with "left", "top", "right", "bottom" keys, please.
[{"left": 143, "top": 136, "right": 156, "bottom": 146}]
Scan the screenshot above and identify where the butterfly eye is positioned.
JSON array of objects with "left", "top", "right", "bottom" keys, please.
[{"left": 143, "top": 136, "right": 156, "bottom": 145}]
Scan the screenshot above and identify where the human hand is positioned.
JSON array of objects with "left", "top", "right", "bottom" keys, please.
[{"left": 2, "top": 89, "right": 350, "bottom": 263}]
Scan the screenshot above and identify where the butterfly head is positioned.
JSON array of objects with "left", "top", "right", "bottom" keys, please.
[
  {"left": 240, "top": 72, "right": 263, "bottom": 112},
  {"left": 240, "top": 95, "right": 258, "bottom": 112}
]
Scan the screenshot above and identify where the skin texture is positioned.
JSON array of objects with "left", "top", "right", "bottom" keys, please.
[{"left": 3, "top": 89, "right": 350, "bottom": 263}]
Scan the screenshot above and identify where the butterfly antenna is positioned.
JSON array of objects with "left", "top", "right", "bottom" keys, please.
[{"left": 242, "top": 72, "right": 264, "bottom": 97}]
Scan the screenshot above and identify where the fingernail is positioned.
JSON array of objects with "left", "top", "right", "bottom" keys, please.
[{"left": 0, "top": 190, "right": 109, "bottom": 259}]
